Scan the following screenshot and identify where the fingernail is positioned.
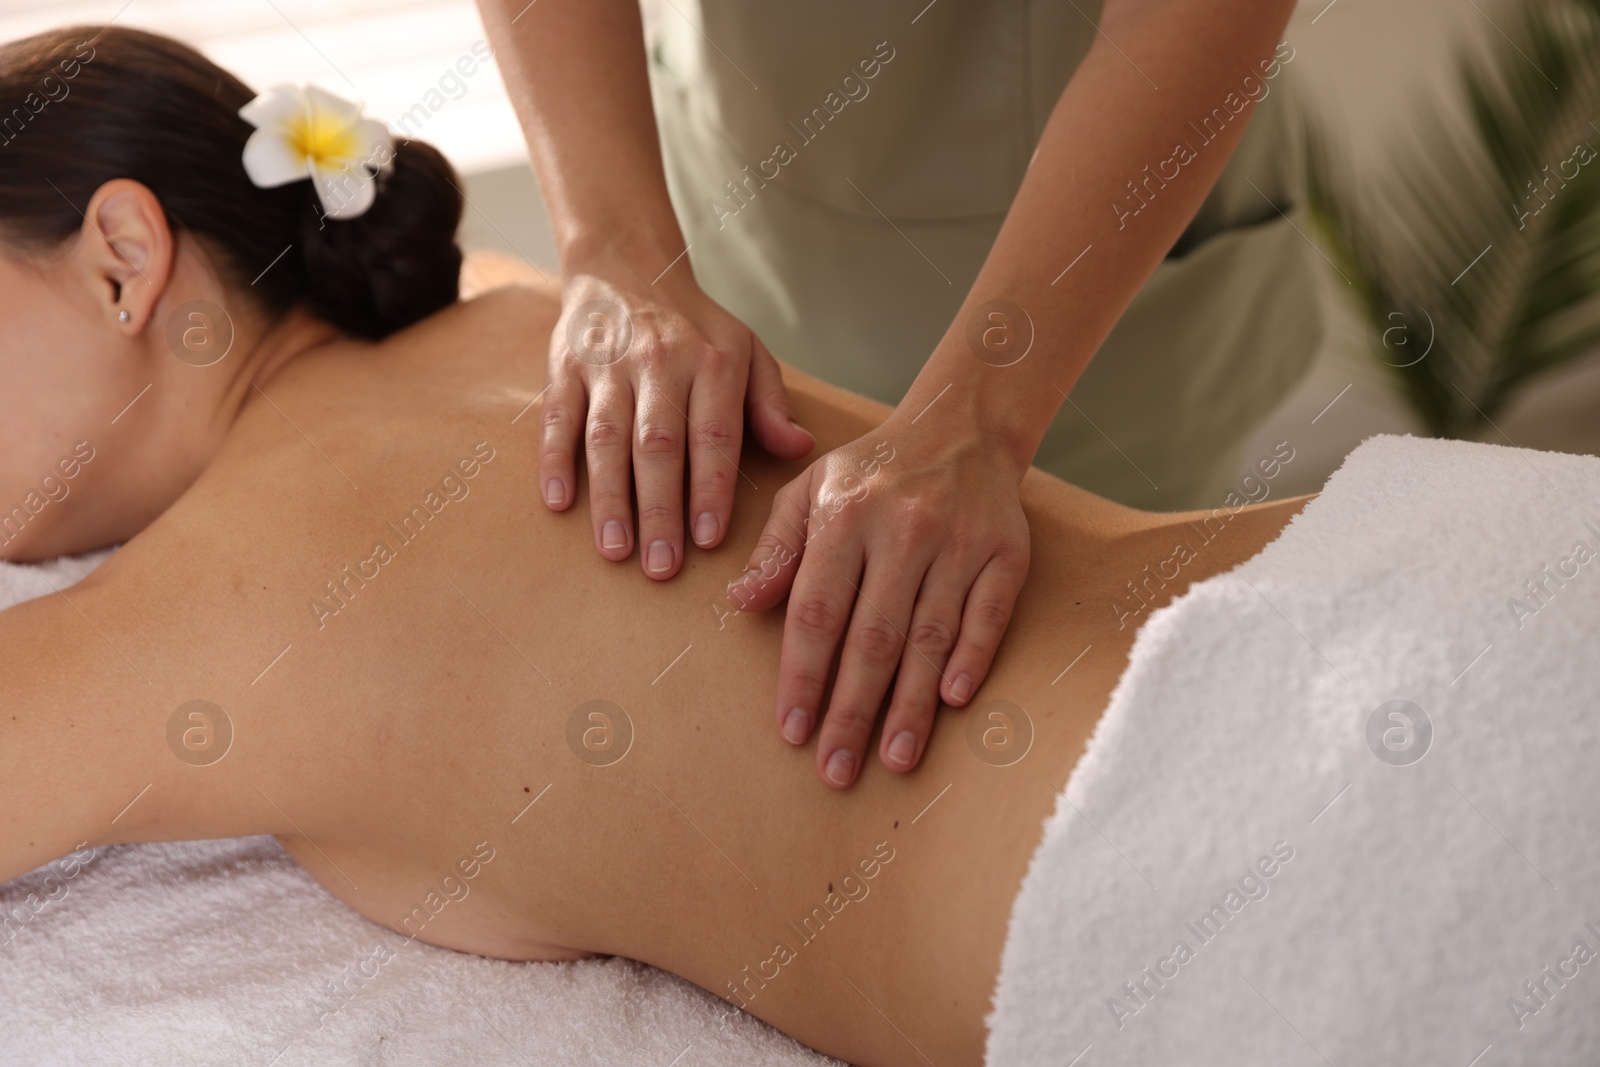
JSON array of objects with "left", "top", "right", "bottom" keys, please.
[
  {"left": 602, "top": 520, "right": 627, "bottom": 551},
  {"left": 782, "top": 707, "right": 810, "bottom": 744},
  {"left": 950, "top": 672, "right": 974, "bottom": 704},
  {"left": 646, "top": 539, "right": 674, "bottom": 573},
  {"left": 693, "top": 511, "right": 718, "bottom": 546},
  {"left": 544, "top": 478, "right": 566, "bottom": 507},
  {"left": 789, "top": 418, "right": 813, "bottom": 439},
  {"left": 728, "top": 582, "right": 754, "bottom": 610},
  {"left": 886, "top": 731, "right": 917, "bottom": 767},
  {"left": 825, "top": 748, "right": 855, "bottom": 786}
]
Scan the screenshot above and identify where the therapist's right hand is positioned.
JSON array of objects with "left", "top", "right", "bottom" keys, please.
[{"left": 540, "top": 257, "right": 815, "bottom": 578}]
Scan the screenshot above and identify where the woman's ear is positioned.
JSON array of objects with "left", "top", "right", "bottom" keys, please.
[{"left": 79, "top": 179, "right": 174, "bottom": 334}]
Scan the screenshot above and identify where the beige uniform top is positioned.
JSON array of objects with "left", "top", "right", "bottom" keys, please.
[{"left": 645, "top": 0, "right": 1320, "bottom": 509}]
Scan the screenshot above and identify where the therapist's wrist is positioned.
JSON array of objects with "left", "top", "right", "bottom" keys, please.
[
  {"left": 901, "top": 355, "right": 1045, "bottom": 483},
  {"left": 973, "top": 405, "right": 1039, "bottom": 484},
  {"left": 557, "top": 222, "right": 693, "bottom": 287},
  {"left": 888, "top": 381, "right": 1038, "bottom": 485}
]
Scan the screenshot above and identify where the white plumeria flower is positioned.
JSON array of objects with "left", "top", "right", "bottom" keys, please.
[{"left": 239, "top": 85, "right": 394, "bottom": 221}]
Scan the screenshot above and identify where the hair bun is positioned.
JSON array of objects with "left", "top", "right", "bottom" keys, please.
[
  {"left": 0, "top": 26, "right": 464, "bottom": 340},
  {"left": 297, "top": 139, "right": 463, "bottom": 340}
]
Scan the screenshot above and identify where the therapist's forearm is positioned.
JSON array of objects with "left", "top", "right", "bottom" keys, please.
[
  {"left": 902, "top": 0, "right": 1298, "bottom": 474},
  {"left": 477, "top": 0, "right": 686, "bottom": 272}
]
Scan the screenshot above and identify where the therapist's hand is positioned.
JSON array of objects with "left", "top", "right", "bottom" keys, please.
[
  {"left": 727, "top": 421, "right": 1031, "bottom": 788},
  {"left": 542, "top": 260, "right": 815, "bottom": 577}
]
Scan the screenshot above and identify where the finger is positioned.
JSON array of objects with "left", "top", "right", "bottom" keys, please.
[
  {"left": 816, "top": 552, "right": 927, "bottom": 788},
  {"left": 877, "top": 557, "right": 969, "bottom": 772},
  {"left": 941, "top": 553, "right": 1028, "bottom": 707},
  {"left": 746, "top": 336, "right": 814, "bottom": 460},
  {"left": 585, "top": 377, "right": 636, "bottom": 562},
  {"left": 685, "top": 348, "right": 745, "bottom": 551},
  {"left": 633, "top": 375, "right": 688, "bottom": 579},
  {"left": 772, "top": 534, "right": 863, "bottom": 772},
  {"left": 537, "top": 373, "right": 585, "bottom": 512},
  {"left": 726, "top": 475, "right": 811, "bottom": 612}
]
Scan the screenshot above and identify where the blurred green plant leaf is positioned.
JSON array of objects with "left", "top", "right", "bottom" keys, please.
[{"left": 1306, "top": 0, "right": 1600, "bottom": 437}]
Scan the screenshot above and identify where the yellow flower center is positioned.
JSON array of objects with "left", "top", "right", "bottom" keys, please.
[{"left": 288, "top": 109, "right": 358, "bottom": 167}]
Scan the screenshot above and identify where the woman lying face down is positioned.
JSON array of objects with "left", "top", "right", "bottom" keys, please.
[
  {"left": 0, "top": 26, "right": 461, "bottom": 562},
  {"left": 0, "top": 27, "right": 1312, "bottom": 1067}
]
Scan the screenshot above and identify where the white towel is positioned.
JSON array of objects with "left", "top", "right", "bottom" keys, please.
[
  {"left": 987, "top": 434, "right": 1600, "bottom": 1066},
  {"left": 0, "top": 553, "right": 832, "bottom": 1067}
]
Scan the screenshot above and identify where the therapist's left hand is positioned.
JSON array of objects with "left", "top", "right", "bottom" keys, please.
[{"left": 727, "top": 420, "right": 1031, "bottom": 788}]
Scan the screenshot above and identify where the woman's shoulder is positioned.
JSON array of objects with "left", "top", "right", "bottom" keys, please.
[
  {"left": 346, "top": 256, "right": 561, "bottom": 375},
  {"left": 458, "top": 250, "right": 557, "bottom": 303}
]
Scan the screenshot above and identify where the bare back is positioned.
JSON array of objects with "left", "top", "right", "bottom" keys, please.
[{"left": 0, "top": 280, "right": 1306, "bottom": 1067}]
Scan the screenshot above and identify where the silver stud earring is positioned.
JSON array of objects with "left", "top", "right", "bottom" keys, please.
[{"left": 118, "top": 310, "right": 131, "bottom": 323}]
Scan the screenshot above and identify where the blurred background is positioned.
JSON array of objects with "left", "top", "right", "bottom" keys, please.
[{"left": 1, "top": 0, "right": 1590, "bottom": 497}]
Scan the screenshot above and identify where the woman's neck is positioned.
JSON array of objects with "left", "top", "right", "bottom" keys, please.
[
  {"left": 242, "top": 305, "right": 344, "bottom": 394},
  {"left": 40, "top": 303, "right": 345, "bottom": 559}
]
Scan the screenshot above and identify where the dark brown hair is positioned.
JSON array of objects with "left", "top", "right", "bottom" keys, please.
[{"left": 0, "top": 25, "right": 462, "bottom": 339}]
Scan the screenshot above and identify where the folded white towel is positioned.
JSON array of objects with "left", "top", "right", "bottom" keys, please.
[
  {"left": 988, "top": 434, "right": 1600, "bottom": 1066},
  {"left": 0, "top": 553, "right": 831, "bottom": 1067}
]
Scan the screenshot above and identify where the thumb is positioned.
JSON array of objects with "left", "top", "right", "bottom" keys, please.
[
  {"left": 727, "top": 476, "right": 812, "bottom": 612},
  {"left": 746, "top": 337, "right": 814, "bottom": 460}
]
